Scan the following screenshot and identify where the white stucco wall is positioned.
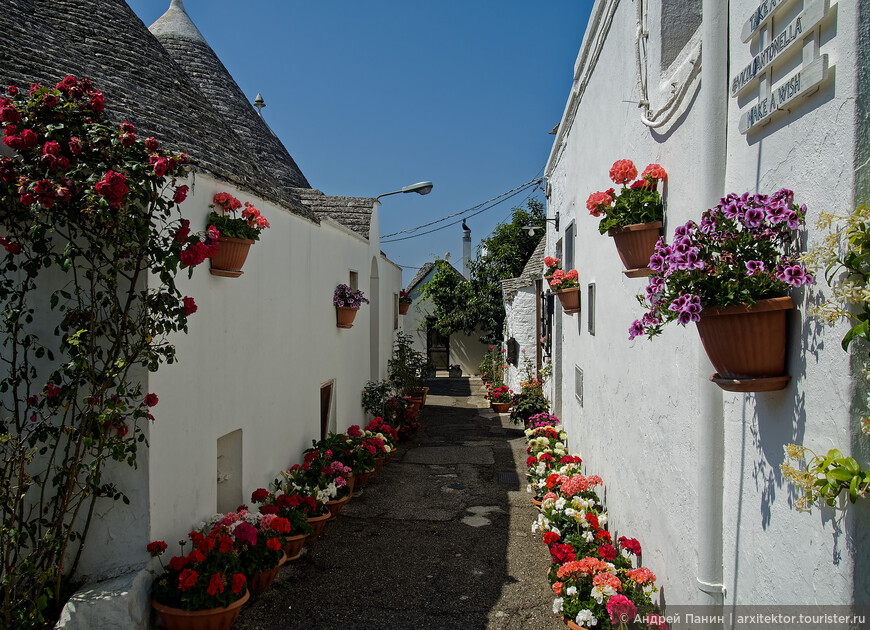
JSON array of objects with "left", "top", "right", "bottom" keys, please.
[
  {"left": 71, "top": 173, "right": 401, "bottom": 581},
  {"left": 504, "top": 287, "right": 538, "bottom": 391},
  {"left": 546, "top": 0, "right": 867, "bottom": 609}
]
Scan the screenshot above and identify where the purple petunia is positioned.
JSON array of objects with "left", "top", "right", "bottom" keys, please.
[{"left": 745, "top": 260, "right": 765, "bottom": 276}]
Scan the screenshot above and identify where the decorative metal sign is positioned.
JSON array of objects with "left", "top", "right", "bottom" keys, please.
[{"left": 735, "top": 0, "right": 833, "bottom": 135}]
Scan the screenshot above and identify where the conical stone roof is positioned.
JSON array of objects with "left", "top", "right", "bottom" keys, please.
[
  {"left": 0, "top": 0, "right": 316, "bottom": 220},
  {"left": 150, "top": 0, "right": 311, "bottom": 192}
]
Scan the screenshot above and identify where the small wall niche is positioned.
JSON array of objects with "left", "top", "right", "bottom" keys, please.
[{"left": 216, "top": 429, "right": 242, "bottom": 514}]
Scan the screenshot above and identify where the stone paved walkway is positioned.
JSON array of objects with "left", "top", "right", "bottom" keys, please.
[{"left": 233, "top": 377, "right": 563, "bottom": 630}]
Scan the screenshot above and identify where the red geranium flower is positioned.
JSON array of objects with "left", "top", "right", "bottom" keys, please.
[
  {"left": 146, "top": 541, "right": 167, "bottom": 556},
  {"left": 542, "top": 532, "right": 560, "bottom": 546},
  {"left": 231, "top": 573, "right": 246, "bottom": 594},
  {"left": 207, "top": 573, "right": 224, "bottom": 596},
  {"left": 266, "top": 538, "right": 281, "bottom": 551},
  {"left": 178, "top": 568, "right": 198, "bottom": 592}
]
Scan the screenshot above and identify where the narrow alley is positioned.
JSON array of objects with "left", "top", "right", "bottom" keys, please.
[{"left": 234, "top": 377, "right": 561, "bottom": 630}]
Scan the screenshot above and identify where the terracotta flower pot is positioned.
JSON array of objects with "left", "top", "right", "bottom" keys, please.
[
  {"left": 491, "top": 401, "right": 511, "bottom": 413},
  {"left": 374, "top": 455, "right": 387, "bottom": 472},
  {"left": 544, "top": 274, "right": 555, "bottom": 286},
  {"left": 335, "top": 306, "right": 359, "bottom": 329},
  {"left": 304, "top": 510, "right": 331, "bottom": 543},
  {"left": 345, "top": 472, "right": 355, "bottom": 497},
  {"left": 531, "top": 496, "right": 543, "bottom": 507},
  {"left": 564, "top": 618, "right": 589, "bottom": 630},
  {"left": 408, "top": 398, "right": 422, "bottom": 416},
  {"left": 399, "top": 301, "right": 410, "bottom": 315},
  {"left": 355, "top": 468, "right": 374, "bottom": 488},
  {"left": 696, "top": 296, "right": 793, "bottom": 392},
  {"left": 325, "top": 494, "right": 351, "bottom": 520},
  {"left": 209, "top": 236, "right": 255, "bottom": 278},
  {"left": 282, "top": 533, "right": 307, "bottom": 561},
  {"left": 607, "top": 221, "right": 663, "bottom": 276},
  {"left": 553, "top": 287, "right": 580, "bottom": 314},
  {"left": 152, "top": 589, "right": 249, "bottom": 630},
  {"left": 248, "top": 551, "right": 286, "bottom": 594}
]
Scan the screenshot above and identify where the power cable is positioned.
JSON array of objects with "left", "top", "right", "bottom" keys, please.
[{"left": 380, "top": 177, "right": 543, "bottom": 239}]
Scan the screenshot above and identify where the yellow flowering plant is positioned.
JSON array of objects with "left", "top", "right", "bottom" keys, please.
[{"left": 781, "top": 206, "right": 870, "bottom": 511}]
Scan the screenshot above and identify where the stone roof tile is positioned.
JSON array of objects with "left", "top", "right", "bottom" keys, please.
[{"left": 291, "top": 188, "right": 376, "bottom": 239}]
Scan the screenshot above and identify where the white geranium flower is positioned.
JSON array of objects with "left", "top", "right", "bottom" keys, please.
[
  {"left": 566, "top": 586, "right": 577, "bottom": 596},
  {"left": 582, "top": 531, "right": 594, "bottom": 543},
  {"left": 550, "top": 526, "right": 561, "bottom": 537},
  {"left": 591, "top": 585, "right": 605, "bottom": 604},
  {"left": 527, "top": 484, "right": 533, "bottom": 493},
  {"left": 552, "top": 597, "right": 564, "bottom": 613},
  {"left": 555, "top": 497, "right": 567, "bottom": 510},
  {"left": 576, "top": 609, "right": 597, "bottom": 626},
  {"left": 555, "top": 442, "right": 565, "bottom": 450},
  {"left": 598, "top": 513, "right": 607, "bottom": 526}
]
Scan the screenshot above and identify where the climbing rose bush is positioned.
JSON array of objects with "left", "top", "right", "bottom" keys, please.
[{"left": 0, "top": 77, "right": 211, "bottom": 627}]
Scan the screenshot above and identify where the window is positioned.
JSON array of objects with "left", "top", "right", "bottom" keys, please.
[
  {"left": 320, "top": 381, "right": 334, "bottom": 440},
  {"left": 349, "top": 270, "right": 358, "bottom": 291},
  {"left": 564, "top": 221, "right": 575, "bottom": 271}
]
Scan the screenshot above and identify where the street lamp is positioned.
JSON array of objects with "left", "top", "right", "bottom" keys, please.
[
  {"left": 523, "top": 212, "right": 560, "bottom": 235},
  {"left": 376, "top": 181, "right": 434, "bottom": 201}
]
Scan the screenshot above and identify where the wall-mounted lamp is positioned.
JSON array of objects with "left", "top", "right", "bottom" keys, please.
[
  {"left": 376, "top": 181, "right": 434, "bottom": 201},
  {"left": 522, "top": 212, "right": 560, "bottom": 236}
]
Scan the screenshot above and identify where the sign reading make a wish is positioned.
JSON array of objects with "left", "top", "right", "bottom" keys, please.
[{"left": 733, "top": 0, "right": 834, "bottom": 135}]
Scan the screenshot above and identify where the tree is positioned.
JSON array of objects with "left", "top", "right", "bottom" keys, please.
[{"left": 423, "top": 199, "right": 545, "bottom": 343}]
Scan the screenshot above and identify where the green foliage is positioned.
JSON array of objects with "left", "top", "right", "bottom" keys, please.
[
  {"left": 597, "top": 184, "right": 664, "bottom": 234},
  {"left": 422, "top": 199, "right": 545, "bottom": 344},
  {"left": 0, "top": 78, "right": 204, "bottom": 627},
  {"left": 387, "top": 332, "right": 427, "bottom": 397},
  {"left": 361, "top": 380, "right": 392, "bottom": 417},
  {"left": 207, "top": 210, "right": 260, "bottom": 240},
  {"left": 509, "top": 357, "right": 549, "bottom": 426}
]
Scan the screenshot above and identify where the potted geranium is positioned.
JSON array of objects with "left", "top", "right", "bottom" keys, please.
[
  {"left": 334, "top": 283, "right": 370, "bottom": 328},
  {"left": 630, "top": 189, "right": 813, "bottom": 391},
  {"left": 399, "top": 289, "right": 412, "bottom": 315},
  {"left": 208, "top": 192, "right": 271, "bottom": 277},
  {"left": 249, "top": 488, "right": 314, "bottom": 560},
  {"left": 544, "top": 256, "right": 562, "bottom": 286},
  {"left": 587, "top": 160, "right": 666, "bottom": 276},
  {"left": 276, "top": 467, "right": 332, "bottom": 542},
  {"left": 487, "top": 384, "right": 513, "bottom": 413},
  {"left": 549, "top": 269, "right": 580, "bottom": 314},
  {"left": 200, "top": 510, "right": 289, "bottom": 595},
  {"left": 148, "top": 528, "right": 249, "bottom": 630}
]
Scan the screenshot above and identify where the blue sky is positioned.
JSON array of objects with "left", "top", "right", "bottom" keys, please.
[{"left": 128, "top": 0, "right": 593, "bottom": 284}]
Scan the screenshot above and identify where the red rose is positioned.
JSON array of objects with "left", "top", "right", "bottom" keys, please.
[
  {"left": 0, "top": 102, "right": 20, "bottom": 123},
  {"left": 144, "top": 393, "right": 158, "bottom": 407},
  {"left": 231, "top": 573, "right": 246, "bottom": 594},
  {"left": 145, "top": 136, "right": 159, "bottom": 152},
  {"left": 7, "top": 85, "right": 18, "bottom": 96},
  {"left": 42, "top": 93, "right": 58, "bottom": 107},
  {"left": 183, "top": 296, "right": 197, "bottom": 316},
  {"left": 4, "top": 241, "right": 21, "bottom": 254},
  {"left": 207, "top": 573, "right": 224, "bottom": 596},
  {"left": 46, "top": 384, "right": 61, "bottom": 398},
  {"left": 119, "top": 132, "right": 136, "bottom": 147},
  {"left": 89, "top": 91, "right": 104, "bottom": 114},
  {"left": 150, "top": 156, "right": 168, "bottom": 176},
  {"left": 120, "top": 121, "right": 135, "bottom": 133},
  {"left": 146, "top": 541, "right": 167, "bottom": 556},
  {"left": 174, "top": 219, "right": 191, "bottom": 243},
  {"left": 68, "top": 137, "right": 82, "bottom": 155},
  {"left": 178, "top": 568, "right": 198, "bottom": 592},
  {"left": 94, "top": 170, "right": 129, "bottom": 209}
]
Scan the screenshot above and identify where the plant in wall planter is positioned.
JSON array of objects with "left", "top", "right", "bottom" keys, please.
[
  {"left": 587, "top": 160, "right": 667, "bottom": 277},
  {"left": 630, "top": 189, "right": 813, "bottom": 392},
  {"left": 208, "top": 192, "right": 271, "bottom": 277},
  {"left": 550, "top": 269, "right": 581, "bottom": 314},
  {"left": 334, "top": 283, "right": 369, "bottom": 328},
  {"left": 543, "top": 256, "right": 562, "bottom": 286},
  {"left": 399, "top": 289, "right": 412, "bottom": 314}
]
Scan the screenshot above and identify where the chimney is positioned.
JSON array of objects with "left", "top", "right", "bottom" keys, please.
[{"left": 461, "top": 220, "right": 471, "bottom": 279}]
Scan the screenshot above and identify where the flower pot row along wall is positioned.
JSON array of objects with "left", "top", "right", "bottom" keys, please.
[
  {"left": 523, "top": 414, "right": 668, "bottom": 629},
  {"left": 145, "top": 333, "right": 434, "bottom": 628},
  {"left": 207, "top": 192, "right": 271, "bottom": 277},
  {"left": 146, "top": 411, "right": 412, "bottom": 630}
]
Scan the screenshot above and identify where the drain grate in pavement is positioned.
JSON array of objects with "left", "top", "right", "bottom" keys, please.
[{"left": 498, "top": 471, "right": 520, "bottom": 485}]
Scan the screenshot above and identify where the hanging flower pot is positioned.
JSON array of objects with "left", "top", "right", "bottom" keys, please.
[
  {"left": 335, "top": 306, "right": 359, "bottom": 328},
  {"left": 210, "top": 236, "right": 255, "bottom": 278},
  {"left": 696, "top": 296, "right": 793, "bottom": 392},
  {"left": 553, "top": 287, "right": 580, "bottom": 314},
  {"left": 152, "top": 590, "right": 249, "bottom": 630},
  {"left": 399, "top": 301, "right": 410, "bottom": 315},
  {"left": 399, "top": 290, "right": 411, "bottom": 314},
  {"left": 607, "top": 221, "right": 663, "bottom": 277}
]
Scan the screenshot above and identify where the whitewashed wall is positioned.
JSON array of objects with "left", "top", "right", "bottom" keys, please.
[
  {"left": 504, "top": 287, "right": 538, "bottom": 391},
  {"left": 546, "top": 0, "right": 867, "bottom": 609},
  {"left": 72, "top": 172, "right": 401, "bottom": 583}
]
